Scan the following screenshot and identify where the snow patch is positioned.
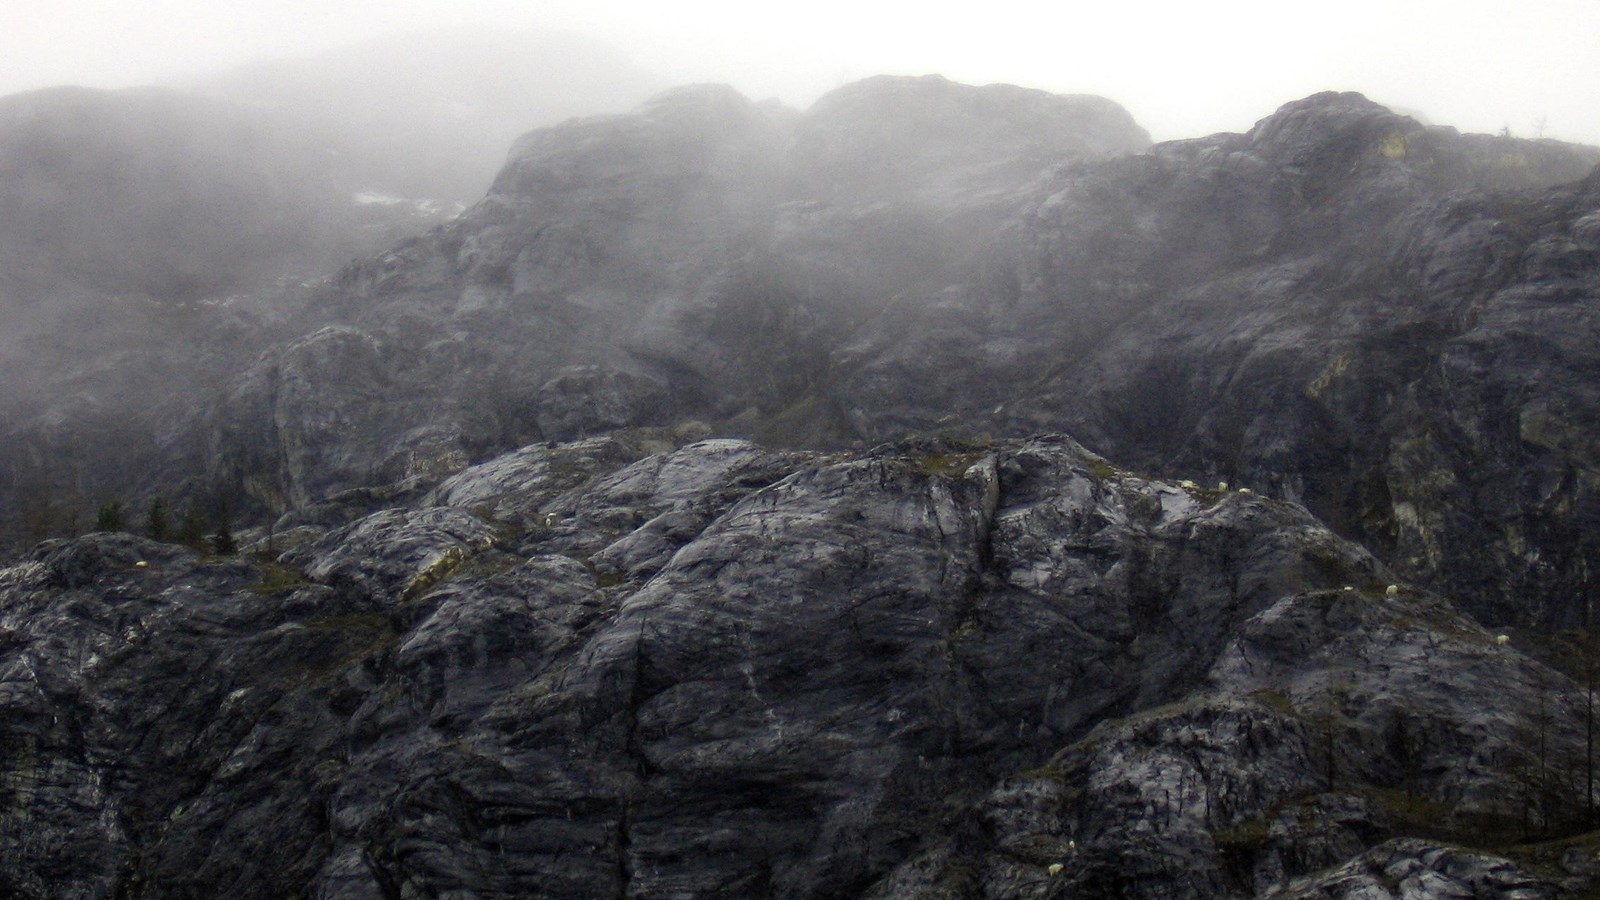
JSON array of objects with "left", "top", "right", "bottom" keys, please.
[
  {"left": 353, "top": 190, "right": 406, "bottom": 206},
  {"left": 352, "top": 192, "right": 448, "bottom": 217}
]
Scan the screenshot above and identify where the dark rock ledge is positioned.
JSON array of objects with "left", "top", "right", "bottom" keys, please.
[{"left": 3, "top": 434, "right": 1596, "bottom": 897}]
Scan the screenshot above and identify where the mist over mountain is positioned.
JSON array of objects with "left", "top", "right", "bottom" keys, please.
[
  {"left": 197, "top": 76, "right": 1597, "bottom": 629},
  {"left": 183, "top": 27, "right": 664, "bottom": 204},
  {"left": 0, "top": 83, "right": 404, "bottom": 526},
  {"left": 4, "top": 61, "right": 1600, "bottom": 897},
  {"left": 0, "top": 27, "right": 664, "bottom": 540},
  {"left": 0, "top": 26, "right": 664, "bottom": 313}
]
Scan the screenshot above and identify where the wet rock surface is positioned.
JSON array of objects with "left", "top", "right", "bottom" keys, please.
[
  {"left": 179, "top": 82, "right": 1600, "bottom": 631},
  {"left": 6, "top": 72, "right": 1600, "bottom": 898},
  {"left": 5, "top": 435, "right": 1597, "bottom": 897},
  {"left": 8, "top": 76, "right": 1597, "bottom": 634},
  {"left": 195, "top": 75, "right": 1152, "bottom": 522}
]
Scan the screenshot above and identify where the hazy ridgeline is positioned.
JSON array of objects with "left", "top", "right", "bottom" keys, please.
[{"left": 5, "top": 28, "right": 1600, "bottom": 897}]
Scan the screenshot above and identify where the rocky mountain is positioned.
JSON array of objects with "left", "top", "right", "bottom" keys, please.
[
  {"left": 0, "top": 84, "right": 406, "bottom": 547},
  {"left": 5, "top": 71, "right": 1600, "bottom": 896},
  {"left": 6, "top": 433, "right": 1597, "bottom": 897},
  {"left": 204, "top": 77, "right": 1149, "bottom": 509},
  {"left": 199, "top": 76, "right": 1598, "bottom": 631},
  {"left": 0, "top": 29, "right": 661, "bottom": 546}
]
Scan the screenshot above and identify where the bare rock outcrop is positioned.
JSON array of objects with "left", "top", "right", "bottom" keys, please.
[{"left": 5, "top": 435, "right": 1596, "bottom": 897}]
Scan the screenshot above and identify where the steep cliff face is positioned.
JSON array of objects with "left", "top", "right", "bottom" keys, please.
[
  {"left": 5, "top": 434, "right": 1591, "bottom": 897},
  {"left": 207, "top": 80, "right": 1598, "bottom": 629},
  {"left": 212, "top": 75, "right": 1151, "bottom": 511},
  {"left": 0, "top": 30, "right": 662, "bottom": 553},
  {"left": 0, "top": 84, "right": 479, "bottom": 547},
  {"left": 17, "top": 68, "right": 1600, "bottom": 898},
  {"left": 829, "top": 92, "right": 1600, "bottom": 628},
  {"left": 1005, "top": 95, "right": 1600, "bottom": 628}
]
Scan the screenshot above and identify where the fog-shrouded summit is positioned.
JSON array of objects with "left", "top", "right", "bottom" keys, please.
[
  {"left": 4, "top": 65, "right": 1600, "bottom": 898},
  {"left": 210, "top": 76, "right": 1149, "bottom": 506},
  {"left": 0, "top": 27, "right": 666, "bottom": 317},
  {"left": 785, "top": 74, "right": 1150, "bottom": 204},
  {"left": 181, "top": 77, "right": 1600, "bottom": 630},
  {"left": 0, "top": 84, "right": 417, "bottom": 306},
  {"left": 183, "top": 27, "right": 665, "bottom": 204},
  {"left": 5, "top": 1, "right": 1598, "bottom": 148},
  {"left": 8, "top": 75, "right": 1600, "bottom": 636},
  {"left": 0, "top": 27, "right": 667, "bottom": 550}
]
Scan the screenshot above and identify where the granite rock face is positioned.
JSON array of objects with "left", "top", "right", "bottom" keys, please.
[
  {"left": 1000, "top": 95, "right": 1600, "bottom": 629},
  {"left": 4, "top": 435, "right": 1596, "bottom": 897},
  {"left": 202, "top": 75, "right": 1150, "bottom": 519},
  {"left": 6, "top": 75, "right": 1600, "bottom": 894},
  {"left": 0, "top": 29, "right": 661, "bottom": 553},
  {"left": 186, "top": 82, "right": 1600, "bottom": 630},
  {"left": 12, "top": 75, "right": 1595, "bottom": 633}
]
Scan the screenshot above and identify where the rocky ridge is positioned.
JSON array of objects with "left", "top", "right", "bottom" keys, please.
[
  {"left": 0, "top": 29, "right": 662, "bottom": 549},
  {"left": 4, "top": 433, "right": 1598, "bottom": 897},
  {"left": 5, "top": 71, "right": 1600, "bottom": 898},
  {"left": 188, "top": 79, "right": 1600, "bottom": 630}
]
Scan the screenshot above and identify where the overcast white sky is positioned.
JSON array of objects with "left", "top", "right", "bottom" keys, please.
[{"left": 2, "top": 0, "right": 1597, "bottom": 145}]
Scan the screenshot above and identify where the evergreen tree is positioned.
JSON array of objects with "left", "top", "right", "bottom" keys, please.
[
  {"left": 176, "top": 503, "right": 208, "bottom": 549},
  {"left": 211, "top": 503, "right": 237, "bottom": 555},
  {"left": 146, "top": 497, "right": 169, "bottom": 541},
  {"left": 95, "top": 501, "right": 125, "bottom": 532},
  {"left": 212, "top": 522, "right": 237, "bottom": 555}
]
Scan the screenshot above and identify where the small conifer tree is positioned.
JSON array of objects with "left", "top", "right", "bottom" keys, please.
[
  {"left": 146, "top": 497, "right": 169, "bottom": 541},
  {"left": 212, "top": 522, "right": 237, "bottom": 555},
  {"left": 210, "top": 502, "right": 237, "bottom": 555},
  {"left": 176, "top": 503, "right": 208, "bottom": 549},
  {"left": 95, "top": 501, "right": 125, "bottom": 532}
]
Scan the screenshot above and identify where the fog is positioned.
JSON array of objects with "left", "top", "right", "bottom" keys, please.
[{"left": 3, "top": 0, "right": 1598, "bottom": 145}]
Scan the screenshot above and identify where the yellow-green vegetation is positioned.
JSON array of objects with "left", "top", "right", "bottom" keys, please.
[
  {"left": 912, "top": 452, "right": 986, "bottom": 478},
  {"left": 1494, "top": 150, "right": 1529, "bottom": 172},
  {"left": 1385, "top": 609, "right": 1496, "bottom": 646},
  {"left": 1305, "top": 352, "right": 1354, "bottom": 401},
  {"left": 0, "top": 733, "right": 39, "bottom": 810},
  {"left": 1357, "top": 784, "right": 1540, "bottom": 851},
  {"left": 1015, "top": 763, "right": 1071, "bottom": 784},
  {"left": 949, "top": 616, "right": 981, "bottom": 641},
  {"left": 436, "top": 550, "right": 524, "bottom": 588},
  {"left": 1183, "top": 484, "right": 1227, "bottom": 505},
  {"left": 399, "top": 546, "right": 471, "bottom": 604},
  {"left": 1529, "top": 626, "right": 1600, "bottom": 683},
  {"left": 1211, "top": 817, "right": 1272, "bottom": 855},
  {"left": 1490, "top": 828, "right": 1600, "bottom": 893},
  {"left": 749, "top": 395, "right": 858, "bottom": 449},
  {"left": 1250, "top": 688, "right": 1297, "bottom": 717},
  {"left": 1379, "top": 132, "right": 1408, "bottom": 160},
  {"left": 287, "top": 612, "right": 397, "bottom": 682},
  {"left": 1087, "top": 458, "right": 1120, "bottom": 481},
  {"left": 250, "top": 561, "right": 311, "bottom": 595},
  {"left": 1299, "top": 535, "right": 1363, "bottom": 585},
  {"left": 577, "top": 555, "right": 628, "bottom": 588},
  {"left": 931, "top": 861, "right": 978, "bottom": 894},
  {"left": 300, "top": 612, "right": 394, "bottom": 635},
  {"left": 1116, "top": 699, "right": 1197, "bottom": 737},
  {"left": 503, "top": 671, "right": 562, "bottom": 707},
  {"left": 485, "top": 516, "right": 524, "bottom": 547},
  {"left": 936, "top": 432, "right": 995, "bottom": 452},
  {"left": 1361, "top": 786, "right": 1454, "bottom": 833}
]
